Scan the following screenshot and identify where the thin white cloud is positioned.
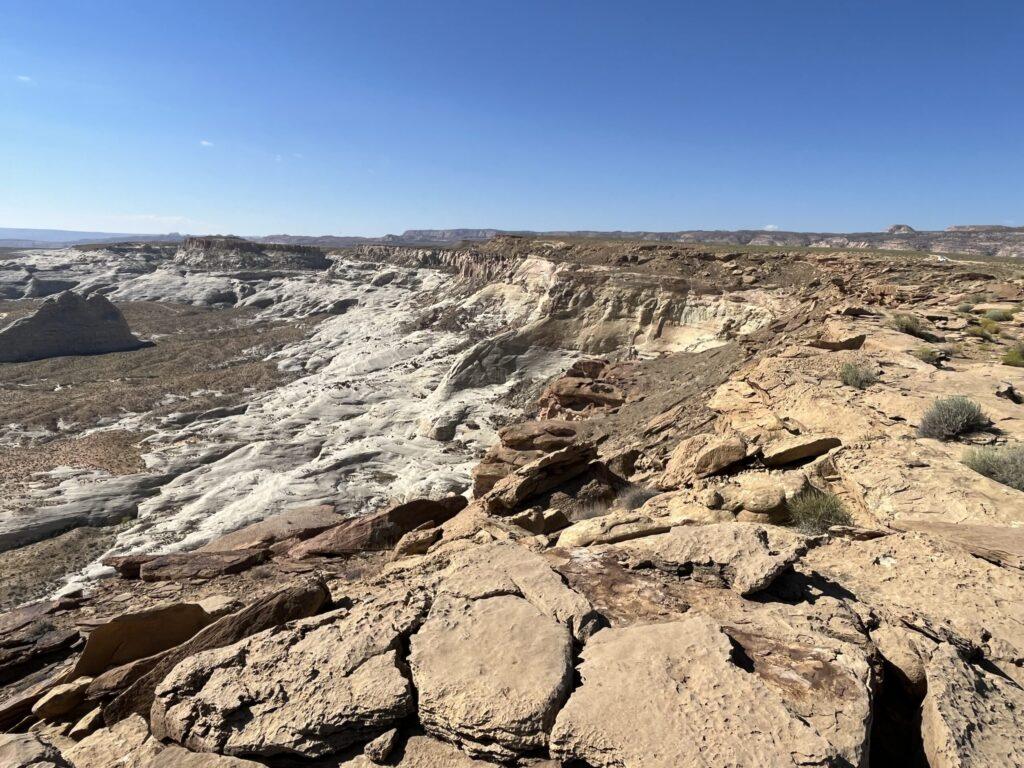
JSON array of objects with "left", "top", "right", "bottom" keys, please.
[
  {"left": 199, "top": 139, "right": 214, "bottom": 147},
  {"left": 292, "top": 152, "right": 303, "bottom": 159},
  {"left": 15, "top": 75, "right": 33, "bottom": 83},
  {"left": 764, "top": 224, "right": 780, "bottom": 231}
]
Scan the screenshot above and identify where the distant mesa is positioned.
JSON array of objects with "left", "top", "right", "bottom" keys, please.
[
  {"left": 0, "top": 290, "right": 152, "bottom": 363},
  {"left": 175, "top": 236, "right": 330, "bottom": 271},
  {"left": 886, "top": 224, "right": 916, "bottom": 234}
]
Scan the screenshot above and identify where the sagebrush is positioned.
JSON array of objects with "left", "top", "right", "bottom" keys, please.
[
  {"left": 786, "top": 488, "right": 851, "bottom": 534},
  {"left": 840, "top": 362, "right": 877, "bottom": 389},
  {"left": 962, "top": 444, "right": 1024, "bottom": 492},
  {"left": 918, "top": 396, "right": 989, "bottom": 440}
]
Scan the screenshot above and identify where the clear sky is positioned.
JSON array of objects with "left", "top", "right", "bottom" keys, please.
[{"left": 1, "top": 1, "right": 1022, "bottom": 236}]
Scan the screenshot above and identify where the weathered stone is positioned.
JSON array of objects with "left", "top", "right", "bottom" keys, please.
[
  {"left": 68, "top": 706, "right": 103, "bottom": 740},
  {"left": 661, "top": 433, "right": 748, "bottom": 488},
  {"left": 718, "top": 474, "right": 787, "bottom": 518},
  {"left": 410, "top": 594, "right": 573, "bottom": 760},
  {"left": 0, "top": 600, "right": 79, "bottom": 687},
  {"left": 809, "top": 321, "right": 866, "bottom": 351},
  {"left": 891, "top": 519, "right": 1024, "bottom": 570},
  {"left": 103, "top": 578, "right": 330, "bottom": 722},
  {"left": 198, "top": 504, "right": 341, "bottom": 552},
  {"left": 151, "top": 593, "right": 426, "bottom": 758},
  {"left": 539, "top": 377, "right": 625, "bottom": 412},
  {"left": 556, "top": 513, "right": 671, "bottom": 549},
  {"left": 392, "top": 527, "right": 441, "bottom": 558},
  {"left": 138, "top": 550, "right": 268, "bottom": 582},
  {"left": 31, "top": 676, "right": 92, "bottom": 720},
  {"left": 922, "top": 644, "right": 1024, "bottom": 768},
  {"left": 497, "top": 420, "right": 577, "bottom": 451},
  {"left": 363, "top": 728, "right": 400, "bottom": 764},
  {"left": 0, "top": 732, "right": 71, "bottom": 767},
  {"left": 622, "top": 522, "right": 807, "bottom": 595},
  {"left": 870, "top": 624, "right": 932, "bottom": 696},
  {"left": 64, "top": 715, "right": 162, "bottom": 768},
  {"left": 72, "top": 603, "right": 213, "bottom": 678},
  {"left": 550, "top": 615, "right": 839, "bottom": 767},
  {"left": 482, "top": 443, "right": 597, "bottom": 515},
  {"left": 762, "top": 434, "right": 841, "bottom": 467},
  {"left": 290, "top": 496, "right": 467, "bottom": 558}
]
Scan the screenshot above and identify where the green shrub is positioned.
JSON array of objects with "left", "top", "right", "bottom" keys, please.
[
  {"left": 966, "top": 324, "right": 995, "bottom": 341},
  {"left": 956, "top": 303, "right": 975, "bottom": 314},
  {"left": 984, "top": 308, "right": 1014, "bottom": 322},
  {"left": 1002, "top": 343, "right": 1024, "bottom": 367},
  {"left": 840, "top": 362, "right": 877, "bottom": 389},
  {"left": 889, "top": 313, "right": 925, "bottom": 338},
  {"left": 911, "top": 347, "right": 942, "bottom": 366},
  {"left": 918, "top": 396, "right": 989, "bottom": 440},
  {"left": 978, "top": 317, "right": 1002, "bottom": 335},
  {"left": 786, "top": 488, "right": 852, "bottom": 534},
  {"left": 962, "top": 444, "right": 1024, "bottom": 492}
]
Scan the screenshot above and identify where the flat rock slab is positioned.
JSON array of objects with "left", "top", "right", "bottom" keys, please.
[
  {"left": 138, "top": 550, "right": 267, "bottom": 582},
  {"left": 198, "top": 504, "right": 342, "bottom": 552},
  {"left": 64, "top": 715, "right": 162, "bottom": 768},
  {"left": 151, "top": 593, "right": 427, "bottom": 758},
  {"left": 72, "top": 602, "right": 212, "bottom": 678},
  {"left": 762, "top": 434, "right": 841, "bottom": 467},
  {"left": 622, "top": 522, "right": 807, "bottom": 595},
  {"left": 146, "top": 745, "right": 267, "bottom": 767},
  {"left": 922, "top": 644, "right": 1024, "bottom": 767},
  {"left": 804, "top": 533, "right": 1024, "bottom": 685},
  {"left": 549, "top": 615, "right": 839, "bottom": 767},
  {"left": 410, "top": 594, "right": 573, "bottom": 760},
  {"left": 892, "top": 519, "right": 1024, "bottom": 570}
]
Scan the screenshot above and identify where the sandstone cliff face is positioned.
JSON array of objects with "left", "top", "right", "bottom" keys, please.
[
  {"left": 174, "top": 236, "right": 330, "bottom": 271},
  {"left": 0, "top": 291, "right": 149, "bottom": 363}
]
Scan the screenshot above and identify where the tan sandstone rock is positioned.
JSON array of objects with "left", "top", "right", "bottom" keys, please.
[
  {"left": 151, "top": 593, "right": 426, "bottom": 758},
  {"left": 921, "top": 644, "right": 1024, "bottom": 768},
  {"left": 549, "top": 614, "right": 839, "bottom": 767},
  {"left": 409, "top": 593, "right": 573, "bottom": 760},
  {"left": 621, "top": 522, "right": 807, "bottom": 595}
]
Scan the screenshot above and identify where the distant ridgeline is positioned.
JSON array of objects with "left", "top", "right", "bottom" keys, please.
[{"left": 174, "top": 236, "right": 330, "bottom": 271}]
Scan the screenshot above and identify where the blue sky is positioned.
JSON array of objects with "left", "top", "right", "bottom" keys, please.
[{"left": 1, "top": 1, "right": 1021, "bottom": 236}]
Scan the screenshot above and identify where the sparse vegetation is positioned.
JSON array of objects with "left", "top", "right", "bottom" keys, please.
[
  {"left": 1002, "top": 343, "right": 1024, "bottom": 367},
  {"left": 786, "top": 488, "right": 852, "bottom": 534},
  {"left": 911, "top": 347, "right": 942, "bottom": 366},
  {"left": 840, "top": 362, "right": 877, "bottom": 389},
  {"left": 966, "top": 324, "right": 995, "bottom": 341},
  {"left": 917, "top": 396, "right": 989, "bottom": 440},
  {"left": 977, "top": 317, "right": 1003, "bottom": 336},
  {"left": 956, "top": 303, "right": 975, "bottom": 314},
  {"left": 962, "top": 444, "right": 1024, "bottom": 492},
  {"left": 984, "top": 308, "right": 1014, "bottom": 322},
  {"left": 888, "top": 313, "right": 925, "bottom": 338}
]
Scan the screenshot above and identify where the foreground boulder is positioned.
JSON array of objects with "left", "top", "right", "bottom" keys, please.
[
  {"left": 103, "top": 578, "right": 330, "bottom": 722},
  {"left": 0, "top": 732, "right": 70, "bottom": 768},
  {"left": 550, "top": 615, "right": 839, "bottom": 767},
  {"left": 152, "top": 592, "right": 426, "bottom": 758},
  {"left": 0, "top": 291, "right": 149, "bottom": 363},
  {"left": 410, "top": 593, "right": 573, "bottom": 760}
]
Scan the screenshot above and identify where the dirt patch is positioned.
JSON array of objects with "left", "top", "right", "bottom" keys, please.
[
  {"left": 0, "top": 526, "right": 118, "bottom": 611},
  {"left": 0, "top": 300, "right": 316, "bottom": 429}
]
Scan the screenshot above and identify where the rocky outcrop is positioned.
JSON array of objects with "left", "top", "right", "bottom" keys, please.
[
  {"left": 174, "top": 236, "right": 329, "bottom": 271},
  {"left": 0, "top": 291, "right": 149, "bottom": 363},
  {"left": 151, "top": 593, "right": 425, "bottom": 758}
]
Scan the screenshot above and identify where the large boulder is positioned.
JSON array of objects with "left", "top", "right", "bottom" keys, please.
[
  {"left": 197, "top": 504, "right": 342, "bottom": 552},
  {"left": 102, "top": 578, "right": 329, "bottom": 722},
  {"left": 151, "top": 593, "right": 426, "bottom": 758},
  {"left": 0, "top": 732, "right": 71, "bottom": 768},
  {"left": 0, "top": 291, "right": 149, "bottom": 363},
  {"left": 409, "top": 594, "right": 573, "bottom": 760},
  {"left": 481, "top": 443, "right": 598, "bottom": 515},
  {"left": 549, "top": 615, "right": 840, "bottom": 767},
  {"left": 660, "top": 433, "right": 748, "bottom": 488}
]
